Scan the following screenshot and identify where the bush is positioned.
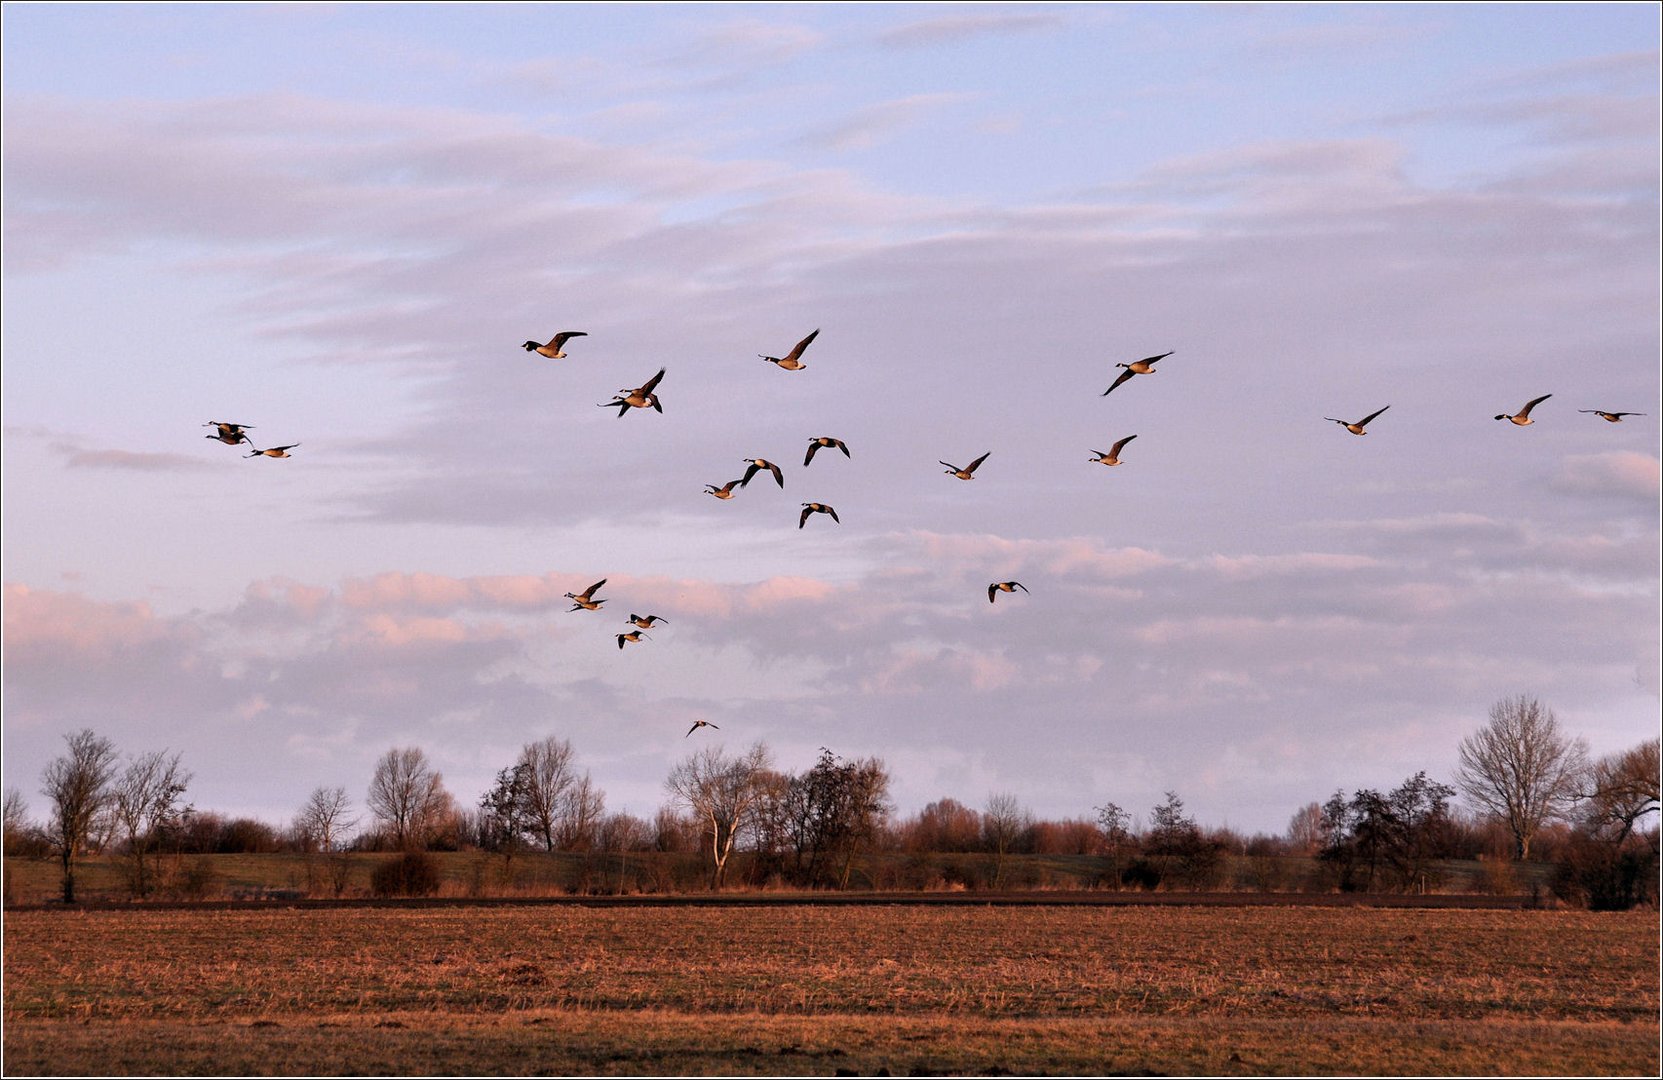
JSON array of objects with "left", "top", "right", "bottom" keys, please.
[
  {"left": 1552, "top": 838, "right": 1659, "bottom": 911},
  {"left": 1121, "top": 859, "right": 1161, "bottom": 890},
  {"left": 369, "top": 851, "right": 441, "bottom": 898}
]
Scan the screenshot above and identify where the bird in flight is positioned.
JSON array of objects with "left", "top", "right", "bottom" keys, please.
[
  {"left": 1325, "top": 406, "right": 1390, "bottom": 436},
  {"left": 761, "top": 329, "right": 819, "bottom": 371},
  {"left": 704, "top": 479, "right": 743, "bottom": 500},
  {"left": 799, "top": 502, "right": 840, "bottom": 528},
  {"left": 988, "top": 581, "right": 1029, "bottom": 604},
  {"left": 565, "top": 579, "right": 608, "bottom": 612},
  {"left": 1090, "top": 435, "right": 1139, "bottom": 466},
  {"left": 1495, "top": 394, "right": 1552, "bottom": 426},
  {"left": 685, "top": 719, "right": 720, "bottom": 737},
  {"left": 804, "top": 436, "right": 850, "bottom": 466},
  {"left": 245, "top": 443, "right": 300, "bottom": 459},
  {"left": 600, "top": 368, "right": 665, "bottom": 417},
  {"left": 1579, "top": 410, "right": 1645, "bottom": 423},
  {"left": 204, "top": 422, "right": 254, "bottom": 446},
  {"left": 941, "top": 452, "right": 990, "bottom": 480},
  {"left": 1102, "top": 351, "right": 1172, "bottom": 396},
  {"left": 522, "top": 331, "right": 587, "bottom": 359},
  {"left": 741, "top": 458, "right": 785, "bottom": 489},
  {"left": 616, "top": 630, "right": 651, "bottom": 649},
  {"left": 628, "top": 614, "right": 667, "bottom": 629}
]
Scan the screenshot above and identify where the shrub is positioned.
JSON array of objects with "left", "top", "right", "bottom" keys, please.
[
  {"left": 369, "top": 851, "right": 441, "bottom": 898},
  {"left": 1552, "top": 838, "right": 1659, "bottom": 911},
  {"left": 1121, "top": 859, "right": 1161, "bottom": 890}
]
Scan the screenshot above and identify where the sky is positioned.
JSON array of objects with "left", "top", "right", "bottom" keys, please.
[{"left": 3, "top": 3, "right": 1658, "bottom": 837}]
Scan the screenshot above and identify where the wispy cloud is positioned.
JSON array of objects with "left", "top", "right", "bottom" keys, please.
[
  {"left": 874, "top": 12, "right": 1067, "bottom": 50},
  {"left": 803, "top": 92, "right": 978, "bottom": 152}
]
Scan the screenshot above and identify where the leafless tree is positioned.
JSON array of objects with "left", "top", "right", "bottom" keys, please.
[
  {"left": 599, "top": 812, "right": 652, "bottom": 894},
  {"left": 555, "top": 773, "right": 606, "bottom": 852},
  {"left": 1093, "top": 801, "right": 1136, "bottom": 882},
  {"left": 1583, "top": 738, "right": 1660, "bottom": 846},
  {"left": 515, "top": 736, "right": 579, "bottom": 851},
  {"left": 665, "top": 742, "right": 773, "bottom": 888},
  {"left": 367, "top": 746, "right": 451, "bottom": 851},
  {"left": 983, "top": 792, "right": 1031, "bottom": 887},
  {"left": 295, "top": 785, "right": 359, "bottom": 853},
  {"left": 111, "top": 750, "right": 191, "bottom": 898},
  {"left": 40, "top": 729, "right": 120, "bottom": 903},
  {"left": 906, "top": 797, "right": 982, "bottom": 852},
  {"left": 1286, "top": 801, "right": 1327, "bottom": 856},
  {"left": 1457, "top": 695, "right": 1589, "bottom": 859},
  {"left": 4, "top": 787, "right": 34, "bottom": 856}
]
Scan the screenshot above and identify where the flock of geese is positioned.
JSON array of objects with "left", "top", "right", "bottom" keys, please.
[{"left": 202, "top": 328, "right": 1646, "bottom": 737}]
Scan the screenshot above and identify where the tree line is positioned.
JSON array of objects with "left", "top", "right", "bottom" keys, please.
[{"left": 5, "top": 694, "right": 1656, "bottom": 908}]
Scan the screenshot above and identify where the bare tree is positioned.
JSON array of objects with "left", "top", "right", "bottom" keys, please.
[
  {"left": 295, "top": 785, "right": 359, "bottom": 853},
  {"left": 4, "top": 787, "right": 34, "bottom": 855},
  {"left": 41, "top": 729, "right": 120, "bottom": 903},
  {"left": 111, "top": 750, "right": 191, "bottom": 898},
  {"left": 1583, "top": 738, "right": 1660, "bottom": 846},
  {"left": 983, "top": 792, "right": 1031, "bottom": 887},
  {"left": 516, "top": 736, "right": 579, "bottom": 851},
  {"left": 665, "top": 742, "right": 773, "bottom": 889},
  {"left": 1457, "top": 695, "right": 1589, "bottom": 859},
  {"left": 906, "top": 797, "right": 982, "bottom": 852},
  {"left": 1093, "top": 800, "right": 1136, "bottom": 882},
  {"left": 367, "top": 746, "right": 451, "bottom": 850},
  {"left": 1285, "top": 801, "right": 1327, "bottom": 856},
  {"left": 774, "top": 748, "right": 892, "bottom": 888},
  {"left": 542, "top": 773, "right": 601, "bottom": 852}
]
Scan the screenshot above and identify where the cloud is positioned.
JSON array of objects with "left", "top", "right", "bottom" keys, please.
[
  {"left": 2, "top": 584, "right": 191, "bottom": 657},
  {"left": 874, "top": 12, "right": 1067, "bottom": 49},
  {"left": 60, "top": 447, "right": 208, "bottom": 471},
  {"left": 1552, "top": 451, "right": 1661, "bottom": 503},
  {"left": 803, "top": 93, "right": 977, "bottom": 152}
]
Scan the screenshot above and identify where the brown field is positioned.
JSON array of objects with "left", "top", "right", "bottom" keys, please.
[{"left": 4, "top": 903, "right": 1657, "bottom": 1076}]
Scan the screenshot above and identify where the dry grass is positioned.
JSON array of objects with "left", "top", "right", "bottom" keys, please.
[{"left": 4, "top": 904, "right": 1656, "bottom": 1075}]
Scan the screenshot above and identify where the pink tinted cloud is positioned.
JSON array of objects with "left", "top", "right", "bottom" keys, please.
[
  {"left": 345, "top": 613, "right": 473, "bottom": 648},
  {"left": 340, "top": 571, "right": 475, "bottom": 611},
  {"left": 242, "top": 577, "right": 332, "bottom": 618},
  {"left": 1134, "top": 613, "right": 1366, "bottom": 647},
  {"left": 1204, "top": 552, "right": 1381, "bottom": 579},
  {"left": 1552, "top": 451, "right": 1661, "bottom": 502},
  {"left": 858, "top": 645, "right": 1016, "bottom": 695},
  {"left": 909, "top": 531, "right": 1171, "bottom": 579},
  {"left": 2, "top": 583, "right": 192, "bottom": 657}
]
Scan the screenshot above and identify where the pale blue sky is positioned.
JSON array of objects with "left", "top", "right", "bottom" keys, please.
[{"left": 4, "top": 4, "right": 1658, "bottom": 835}]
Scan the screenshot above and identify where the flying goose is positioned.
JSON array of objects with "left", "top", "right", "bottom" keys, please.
[
  {"left": 522, "top": 331, "right": 587, "bottom": 359},
  {"left": 1580, "top": 410, "right": 1645, "bottom": 423},
  {"left": 799, "top": 502, "right": 840, "bottom": 528},
  {"left": 1089, "top": 435, "right": 1138, "bottom": 466},
  {"left": 988, "top": 581, "right": 1029, "bottom": 603},
  {"left": 600, "top": 368, "right": 665, "bottom": 417},
  {"left": 941, "top": 452, "right": 990, "bottom": 480},
  {"left": 704, "top": 479, "right": 743, "bottom": 500},
  {"left": 804, "top": 436, "right": 850, "bottom": 466},
  {"left": 628, "top": 614, "right": 667, "bottom": 629},
  {"left": 616, "top": 630, "right": 651, "bottom": 649},
  {"left": 685, "top": 719, "right": 720, "bottom": 737},
  {"left": 245, "top": 443, "right": 300, "bottom": 458},
  {"left": 564, "top": 578, "right": 608, "bottom": 612},
  {"left": 1102, "top": 351, "right": 1172, "bottom": 396},
  {"left": 761, "top": 329, "right": 819, "bottom": 371},
  {"left": 1325, "top": 406, "right": 1390, "bottom": 436},
  {"left": 740, "top": 458, "right": 785, "bottom": 489},
  {"left": 1495, "top": 394, "right": 1552, "bottom": 425},
  {"left": 204, "top": 422, "right": 254, "bottom": 446}
]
